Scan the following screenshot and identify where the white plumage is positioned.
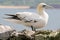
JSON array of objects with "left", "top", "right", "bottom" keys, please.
[{"left": 4, "top": 3, "right": 52, "bottom": 31}]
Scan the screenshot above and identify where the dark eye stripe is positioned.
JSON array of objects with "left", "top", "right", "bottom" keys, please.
[{"left": 43, "top": 5, "right": 46, "bottom": 7}]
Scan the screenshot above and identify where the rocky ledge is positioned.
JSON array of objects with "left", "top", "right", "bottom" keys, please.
[
  {"left": 0, "top": 24, "right": 60, "bottom": 40},
  {"left": 7, "top": 29, "right": 60, "bottom": 40}
]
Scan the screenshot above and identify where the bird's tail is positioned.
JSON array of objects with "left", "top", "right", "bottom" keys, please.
[
  {"left": 3, "top": 14, "right": 23, "bottom": 24},
  {"left": 4, "top": 14, "right": 20, "bottom": 20}
]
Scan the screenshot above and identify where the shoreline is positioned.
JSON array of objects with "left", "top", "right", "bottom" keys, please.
[
  {"left": 0, "top": 6, "right": 30, "bottom": 9},
  {"left": 0, "top": 5, "right": 60, "bottom": 9}
]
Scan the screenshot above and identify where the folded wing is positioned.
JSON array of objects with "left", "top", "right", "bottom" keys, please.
[{"left": 4, "top": 12, "right": 41, "bottom": 26}]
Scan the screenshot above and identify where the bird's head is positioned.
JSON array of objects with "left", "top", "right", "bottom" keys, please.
[{"left": 37, "top": 3, "right": 53, "bottom": 13}]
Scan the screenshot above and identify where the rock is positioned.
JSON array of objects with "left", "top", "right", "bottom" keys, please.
[
  {"left": 0, "top": 24, "right": 15, "bottom": 40},
  {"left": 7, "top": 30, "right": 60, "bottom": 40},
  {"left": 0, "top": 24, "right": 60, "bottom": 40},
  {"left": 9, "top": 29, "right": 35, "bottom": 40}
]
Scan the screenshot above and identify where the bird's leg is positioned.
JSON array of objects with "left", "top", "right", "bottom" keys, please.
[
  {"left": 31, "top": 26, "right": 36, "bottom": 31},
  {"left": 31, "top": 26, "right": 36, "bottom": 40}
]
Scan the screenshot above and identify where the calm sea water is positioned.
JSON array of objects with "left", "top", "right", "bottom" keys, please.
[{"left": 0, "top": 8, "right": 60, "bottom": 31}]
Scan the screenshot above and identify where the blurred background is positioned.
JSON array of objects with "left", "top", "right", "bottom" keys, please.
[
  {"left": 0, "top": 0, "right": 60, "bottom": 31},
  {"left": 0, "top": 0, "right": 60, "bottom": 8}
]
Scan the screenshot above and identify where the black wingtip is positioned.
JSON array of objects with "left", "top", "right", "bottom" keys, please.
[
  {"left": 5, "top": 14, "right": 16, "bottom": 16},
  {"left": 4, "top": 14, "right": 21, "bottom": 20}
]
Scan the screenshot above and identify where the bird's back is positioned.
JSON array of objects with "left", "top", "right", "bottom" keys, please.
[{"left": 4, "top": 12, "right": 47, "bottom": 28}]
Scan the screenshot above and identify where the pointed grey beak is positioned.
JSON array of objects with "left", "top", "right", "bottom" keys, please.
[{"left": 45, "top": 5, "right": 54, "bottom": 9}]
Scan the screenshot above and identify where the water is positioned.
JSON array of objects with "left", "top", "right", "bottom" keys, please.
[{"left": 0, "top": 8, "right": 60, "bottom": 31}]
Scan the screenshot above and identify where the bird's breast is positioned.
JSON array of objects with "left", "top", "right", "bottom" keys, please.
[{"left": 31, "top": 19, "right": 47, "bottom": 28}]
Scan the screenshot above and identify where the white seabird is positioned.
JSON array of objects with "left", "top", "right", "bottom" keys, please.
[{"left": 4, "top": 3, "right": 52, "bottom": 31}]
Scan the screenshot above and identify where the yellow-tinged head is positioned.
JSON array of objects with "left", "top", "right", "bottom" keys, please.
[{"left": 37, "top": 3, "right": 53, "bottom": 14}]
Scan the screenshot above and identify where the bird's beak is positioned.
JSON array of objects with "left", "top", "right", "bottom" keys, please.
[{"left": 45, "top": 5, "right": 54, "bottom": 9}]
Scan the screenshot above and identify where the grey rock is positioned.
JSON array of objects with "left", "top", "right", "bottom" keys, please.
[{"left": 0, "top": 24, "right": 15, "bottom": 40}]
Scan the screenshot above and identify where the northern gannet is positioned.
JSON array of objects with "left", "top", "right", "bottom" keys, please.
[{"left": 4, "top": 3, "right": 52, "bottom": 31}]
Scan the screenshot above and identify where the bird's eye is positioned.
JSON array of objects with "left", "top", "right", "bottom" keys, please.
[{"left": 43, "top": 5, "right": 46, "bottom": 7}]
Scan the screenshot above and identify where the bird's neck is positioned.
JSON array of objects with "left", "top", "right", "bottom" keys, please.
[
  {"left": 37, "top": 6, "right": 45, "bottom": 15},
  {"left": 37, "top": 6, "right": 48, "bottom": 24},
  {"left": 37, "top": 7, "right": 48, "bottom": 18}
]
